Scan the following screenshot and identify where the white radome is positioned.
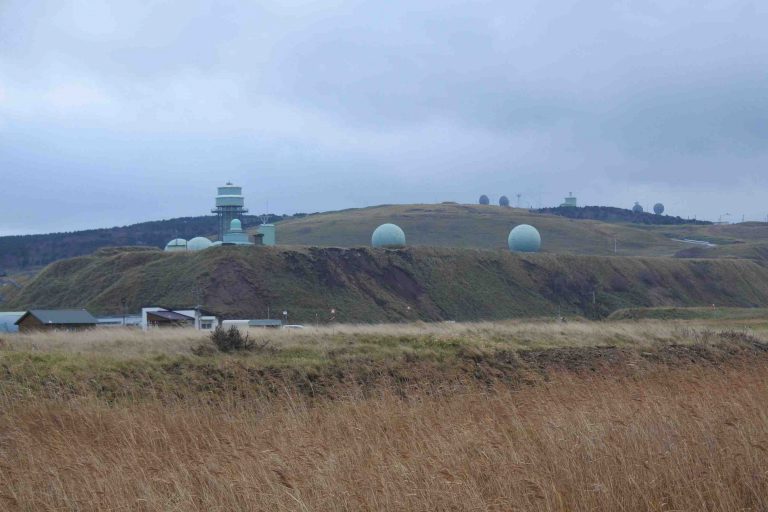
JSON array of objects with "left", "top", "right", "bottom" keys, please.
[
  {"left": 187, "top": 236, "right": 214, "bottom": 251},
  {"left": 164, "top": 238, "right": 188, "bottom": 252}
]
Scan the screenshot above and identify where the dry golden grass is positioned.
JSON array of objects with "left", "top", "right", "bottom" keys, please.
[
  {"left": 2, "top": 321, "right": 767, "bottom": 510},
  {"left": 5, "top": 319, "right": 756, "bottom": 360},
  {"left": 1, "top": 363, "right": 767, "bottom": 511}
]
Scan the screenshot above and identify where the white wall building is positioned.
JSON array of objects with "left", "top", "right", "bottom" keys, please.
[{"left": 140, "top": 307, "right": 219, "bottom": 331}]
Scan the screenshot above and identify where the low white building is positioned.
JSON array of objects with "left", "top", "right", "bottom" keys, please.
[
  {"left": 221, "top": 319, "right": 283, "bottom": 329},
  {"left": 96, "top": 315, "right": 143, "bottom": 327},
  {"left": 141, "top": 307, "right": 220, "bottom": 331}
]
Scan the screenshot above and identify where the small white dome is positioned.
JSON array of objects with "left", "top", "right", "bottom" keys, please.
[{"left": 164, "top": 238, "right": 187, "bottom": 252}]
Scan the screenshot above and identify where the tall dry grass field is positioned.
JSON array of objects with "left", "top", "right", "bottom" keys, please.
[
  {"left": 5, "top": 319, "right": 745, "bottom": 359},
  {"left": 1, "top": 362, "right": 766, "bottom": 511}
]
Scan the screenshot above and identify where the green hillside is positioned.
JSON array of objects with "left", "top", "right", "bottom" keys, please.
[
  {"left": 268, "top": 203, "right": 768, "bottom": 258},
  {"left": 9, "top": 245, "right": 768, "bottom": 322},
  {"left": 4, "top": 204, "right": 768, "bottom": 272}
]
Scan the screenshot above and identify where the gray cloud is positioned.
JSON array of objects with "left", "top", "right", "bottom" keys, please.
[{"left": 2, "top": 0, "right": 768, "bottom": 233}]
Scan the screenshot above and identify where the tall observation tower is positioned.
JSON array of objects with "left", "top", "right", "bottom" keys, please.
[{"left": 211, "top": 183, "right": 248, "bottom": 240}]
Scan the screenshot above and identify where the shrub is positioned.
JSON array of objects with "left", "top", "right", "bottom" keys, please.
[{"left": 210, "top": 325, "right": 256, "bottom": 353}]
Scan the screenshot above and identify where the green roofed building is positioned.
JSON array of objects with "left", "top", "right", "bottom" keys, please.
[{"left": 15, "top": 309, "right": 97, "bottom": 332}]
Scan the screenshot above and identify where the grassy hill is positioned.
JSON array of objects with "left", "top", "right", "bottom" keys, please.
[
  {"left": 4, "top": 204, "right": 768, "bottom": 272},
  {"left": 270, "top": 204, "right": 677, "bottom": 255},
  {"left": 652, "top": 222, "right": 768, "bottom": 259},
  {"left": 9, "top": 245, "right": 768, "bottom": 322},
  {"left": 268, "top": 203, "right": 768, "bottom": 258}
]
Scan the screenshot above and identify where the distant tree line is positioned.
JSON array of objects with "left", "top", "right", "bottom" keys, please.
[
  {"left": 537, "top": 206, "right": 711, "bottom": 226},
  {"left": 0, "top": 213, "right": 291, "bottom": 270}
]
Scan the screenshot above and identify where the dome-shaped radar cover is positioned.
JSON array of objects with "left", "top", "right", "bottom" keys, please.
[
  {"left": 164, "top": 238, "right": 188, "bottom": 252},
  {"left": 508, "top": 224, "right": 541, "bottom": 252},
  {"left": 479, "top": 194, "right": 490, "bottom": 205},
  {"left": 372, "top": 223, "right": 406, "bottom": 248},
  {"left": 654, "top": 203, "right": 665, "bottom": 215},
  {"left": 499, "top": 195, "right": 510, "bottom": 207},
  {"left": 187, "top": 236, "right": 214, "bottom": 251}
]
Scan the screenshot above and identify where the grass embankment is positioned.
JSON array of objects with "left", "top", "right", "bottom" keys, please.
[
  {"left": 2, "top": 321, "right": 767, "bottom": 401},
  {"left": 0, "top": 321, "right": 767, "bottom": 510},
  {"left": 609, "top": 306, "right": 768, "bottom": 323},
  {"left": 10, "top": 245, "right": 768, "bottom": 322}
]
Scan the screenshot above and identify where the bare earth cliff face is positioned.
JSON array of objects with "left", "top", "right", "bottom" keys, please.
[{"left": 9, "top": 245, "right": 768, "bottom": 322}]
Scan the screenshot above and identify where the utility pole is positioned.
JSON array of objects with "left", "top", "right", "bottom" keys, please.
[
  {"left": 192, "top": 284, "right": 203, "bottom": 330},
  {"left": 516, "top": 193, "right": 522, "bottom": 208},
  {"left": 120, "top": 297, "right": 127, "bottom": 327}
]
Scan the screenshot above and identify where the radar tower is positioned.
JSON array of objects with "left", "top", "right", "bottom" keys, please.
[{"left": 211, "top": 182, "right": 248, "bottom": 240}]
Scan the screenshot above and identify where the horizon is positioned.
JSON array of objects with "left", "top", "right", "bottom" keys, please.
[{"left": 0, "top": 199, "right": 737, "bottom": 238}]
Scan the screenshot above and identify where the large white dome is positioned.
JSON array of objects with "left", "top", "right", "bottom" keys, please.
[
  {"left": 508, "top": 224, "right": 541, "bottom": 253},
  {"left": 187, "top": 236, "right": 213, "bottom": 251},
  {"left": 372, "top": 223, "right": 406, "bottom": 248}
]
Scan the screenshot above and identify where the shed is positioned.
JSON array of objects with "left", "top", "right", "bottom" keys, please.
[{"left": 15, "top": 309, "right": 97, "bottom": 332}]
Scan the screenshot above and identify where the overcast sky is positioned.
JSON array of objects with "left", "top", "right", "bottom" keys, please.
[{"left": 1, "top": 0, "right": 768, "bottom": 234}]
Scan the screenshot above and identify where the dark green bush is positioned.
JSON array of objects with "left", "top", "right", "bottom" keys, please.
[{"left": 210, "top": 325, "right": 255, "bottom": 352}]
